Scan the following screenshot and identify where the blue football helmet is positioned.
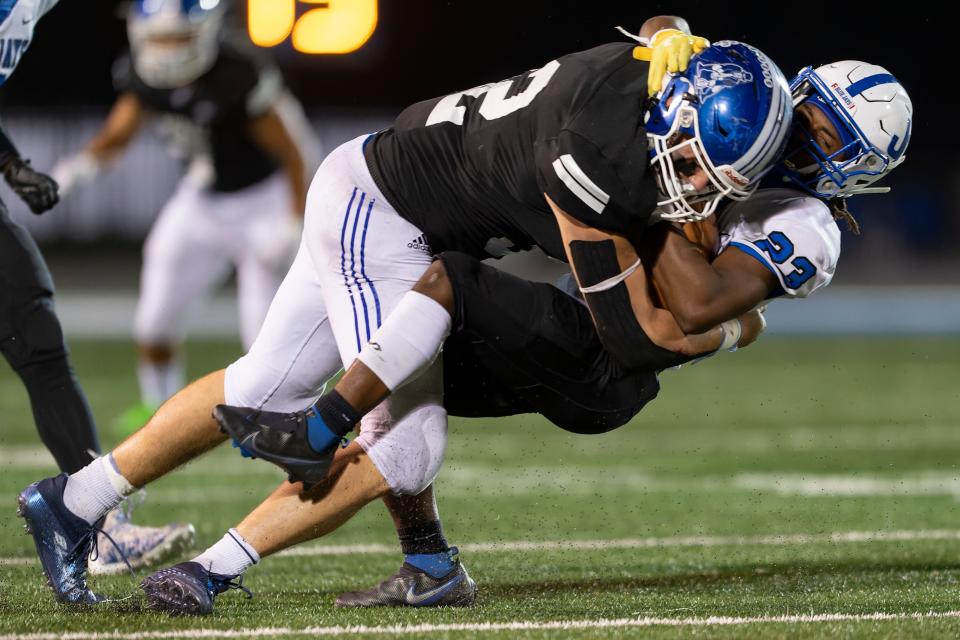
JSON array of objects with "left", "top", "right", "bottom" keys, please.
[
  {"left": 775, "top": 61, "right": 913, "bottom": 199},
  {"left": 128, "top": 0, "right": 224, "bottom": 89},
  {"left": 645, "top": 41, "right": 793, "bottom": 221}
]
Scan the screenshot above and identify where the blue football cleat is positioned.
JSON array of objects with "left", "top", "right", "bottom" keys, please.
[
  {"left": 141, "top": 561, "right": 251, "bottom": 616},
  {"left": 17, "top": 474, "right": 106, "bottom": 605}
]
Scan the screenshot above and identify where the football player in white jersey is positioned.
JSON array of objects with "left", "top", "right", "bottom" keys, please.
[
  {"left": 52, "top": 0, "right": 317, "bottom": 434},
  {"left": 2, "top": 0, "right": 195, "bottom": 582}
]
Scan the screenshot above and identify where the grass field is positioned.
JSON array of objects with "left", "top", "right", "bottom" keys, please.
[{"left": 1, "top": 337, "right": 960, "bottom": 638}]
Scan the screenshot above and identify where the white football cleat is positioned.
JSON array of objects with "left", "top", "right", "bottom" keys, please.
[{"left": 88, "top": 502, "right": 195, "bottom": 576}]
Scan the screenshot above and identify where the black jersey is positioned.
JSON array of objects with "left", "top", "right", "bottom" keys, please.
[
  {"left": 365, "top": 43, "right": 657, "bottom": 260},
  {"left": 115, "top": 40, "right": 282, "bottom": 192}
]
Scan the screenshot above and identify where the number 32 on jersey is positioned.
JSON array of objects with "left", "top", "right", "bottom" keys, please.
[{"left": 426, "top": 60, "right": 561, "bottom": 126}]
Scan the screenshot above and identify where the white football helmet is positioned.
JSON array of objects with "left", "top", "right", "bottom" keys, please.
[
  {"left": 128, "top": 0, "right": 224, "bottom": 89},
  {"left": 777, "top": 60, "right": 913, "bottom": 198}
]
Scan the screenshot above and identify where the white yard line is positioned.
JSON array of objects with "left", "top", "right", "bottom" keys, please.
[
  {"left": 734, "top": 472, "right": 960, "bottom": 497},
  {"left": 3, "top": 611, "right": 960, "bottom": 639},
  {"left": 4, "top": 528, "right": 959, "bottom": 566},
  {"left": 278, "top": 528, "right": 960, "bottom": 557}
]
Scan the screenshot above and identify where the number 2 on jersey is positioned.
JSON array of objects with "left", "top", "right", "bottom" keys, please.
[
  {"left": 426, "top": 60, "right": 561, "bottom": 126},
  {"left": 754, "top": 231, "right": 816, "bottom": 289}
]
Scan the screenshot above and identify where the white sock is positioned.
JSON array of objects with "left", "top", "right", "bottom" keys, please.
[
  {"left": 138, "top": 357, "right": 184, "bottom": 407},
  {"left": 63, "top": 454, "right": 136, "bottom": 525},
  {"left": 192, "top": 529, "right": 260, "bottom": 576},
  {"left": 357, "top": 291, "right": 451, "bottom": 391}
]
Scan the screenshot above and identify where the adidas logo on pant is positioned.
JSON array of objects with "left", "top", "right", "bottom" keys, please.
[{"left": 407, "top": 234, "right": 432, "bottom": 254}]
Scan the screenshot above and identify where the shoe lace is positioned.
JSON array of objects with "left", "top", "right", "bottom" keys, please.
[
  {"left": 209, "top": 569, "right": 254, "bottom": 599},
  {"left": 80, "top": 523, "right": 135, "bottom": 577}
]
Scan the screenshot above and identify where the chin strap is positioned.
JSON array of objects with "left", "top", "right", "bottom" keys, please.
[
  {"left": 614, "top": 25, "right": 650, "bottom": 46},
  {"left": 847, "top": 186, "right": 891, "bottom": 195}
]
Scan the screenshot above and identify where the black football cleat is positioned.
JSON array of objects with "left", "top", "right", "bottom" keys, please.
[
  {"left": 335, "top": 548, "right": 476, "bottom": 608},
  {"left": 141, "top": 561, "right": 251, "bottom": 616},
  {"left": 213, "top": 404, "right": 342, "bottom": 490}
]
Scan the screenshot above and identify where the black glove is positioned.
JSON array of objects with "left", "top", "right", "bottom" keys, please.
[{"left": 2, "top": 157, "right": 60, "bottom": 215}]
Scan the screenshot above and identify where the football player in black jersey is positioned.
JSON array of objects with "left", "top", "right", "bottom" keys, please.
[
  {"left": 165, "top": 37, "right": 909, "bottom": 612},
  {"left": 52, "top": 0, "right": 317, "bottom": 435},
  {"left": 3, "top": 0, "right": 194, "bottom": 587},
  {"left": 21, "top": 27, "right": 795, "bottom": 608},
  {"left": 214, "top": 39, "right": 792, "bottom": 484}
]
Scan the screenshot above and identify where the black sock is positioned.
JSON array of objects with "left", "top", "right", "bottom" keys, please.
[
  {"left": 17, "top": 355, "right": 100, "bottom": 474},
  {"left": 397, "top": 520, "right": 449, "bottom": 555},
  {"left": 313, "top": 390, "right": 362, "bottom": 438}
]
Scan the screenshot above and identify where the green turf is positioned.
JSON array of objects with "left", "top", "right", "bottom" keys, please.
[{"left": 1, "top": 337, "right": 959, "bottom": 638}]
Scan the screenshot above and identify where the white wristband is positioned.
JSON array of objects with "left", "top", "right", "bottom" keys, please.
[{"left": 718, "top": 319, "right": 742, "bottom": 352}]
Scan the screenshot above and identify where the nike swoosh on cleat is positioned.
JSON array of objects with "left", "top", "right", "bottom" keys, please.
[
  {"left": 405, "top": 575, "right": 462, "bottom": 605},
  {"left": 239, "top": 433, "right": 260, "bottom": 455}
]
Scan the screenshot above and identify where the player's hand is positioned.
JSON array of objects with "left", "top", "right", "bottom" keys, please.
[
  {"left": 633, "top": 28, "right": 710, "bottom": 94},
  {"left": 1, "top": 157, "right": 60, "bottom": 215},
  {"left": 736, "top": 308, "right": 767, "bottom": 349},
  {"left": 51, "top": 151, "right": 103, "bottom": 198},
  {"left": 682, "top": 218, "right": 720, "bottom": 260}
]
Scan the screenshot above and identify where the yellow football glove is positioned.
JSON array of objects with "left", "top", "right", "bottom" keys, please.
[{"left": 633, "top": 28, "right": 710, "bottom": 95}]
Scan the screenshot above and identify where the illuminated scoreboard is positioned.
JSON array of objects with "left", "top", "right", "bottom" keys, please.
[{"left": 248, "top": 0, "right": 378, "bottom": 54}]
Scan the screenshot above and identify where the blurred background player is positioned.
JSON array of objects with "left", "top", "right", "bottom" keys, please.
[
  {"left": 2, "top": 0, "right": 193, "bottom": 580},
  {"left": 52, "top": 0, "right": 318, "bottom": 434}
]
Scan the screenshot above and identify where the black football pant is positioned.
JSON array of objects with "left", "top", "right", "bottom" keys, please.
[
  {"left": 439, "top": 251, "right": 662, "bottom": 435},
  {"left": 0, "top": 202, "right": 100, "bottom": 473}
]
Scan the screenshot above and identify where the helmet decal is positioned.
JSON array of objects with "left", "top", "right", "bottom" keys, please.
[{"left": 694, "top": 63, "right": 754, "bottom": 100}]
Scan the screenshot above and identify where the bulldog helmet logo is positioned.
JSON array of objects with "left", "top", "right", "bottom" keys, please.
[{"left": 694, "top": 63, "right": 754, "bottom": 100}]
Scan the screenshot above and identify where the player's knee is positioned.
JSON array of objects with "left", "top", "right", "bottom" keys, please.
[
  {"left": 224, "top": 352, "right": 321, "bottom": 412},
  {"left": 359, "top": 403, "right": 447, "bottom": 496},
  {"left": 0, "top": 296, "right": 67, "bottom": 371},
  {"left": 137, "top": 342, "right": 175, "bottom": 363},
  {"left": 411, "top": 259, "right": 454, "bottom": 314}
]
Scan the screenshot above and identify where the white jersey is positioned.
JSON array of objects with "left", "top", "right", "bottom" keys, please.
[
  {"left": 717, "top": 188, "right": 841, "bottom": 299},
  {"left": 0, "top": 0, "right": 58, "bottom": 85}
]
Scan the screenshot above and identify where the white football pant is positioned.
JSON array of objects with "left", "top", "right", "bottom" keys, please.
[{"left": 225, "top": 135, "right": 447, "bottom": 495}]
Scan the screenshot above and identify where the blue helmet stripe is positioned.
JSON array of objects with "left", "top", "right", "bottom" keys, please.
[
  {"left": 845, "top": 73, "right": 896, "bottom": 98},
  {"left": 736, "top": 63, "right": 792, "bottom": 179}
]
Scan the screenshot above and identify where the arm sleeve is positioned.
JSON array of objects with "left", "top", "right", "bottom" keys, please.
[{"left": 719, "top": 193, "right": 841, "bottom": 299}]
